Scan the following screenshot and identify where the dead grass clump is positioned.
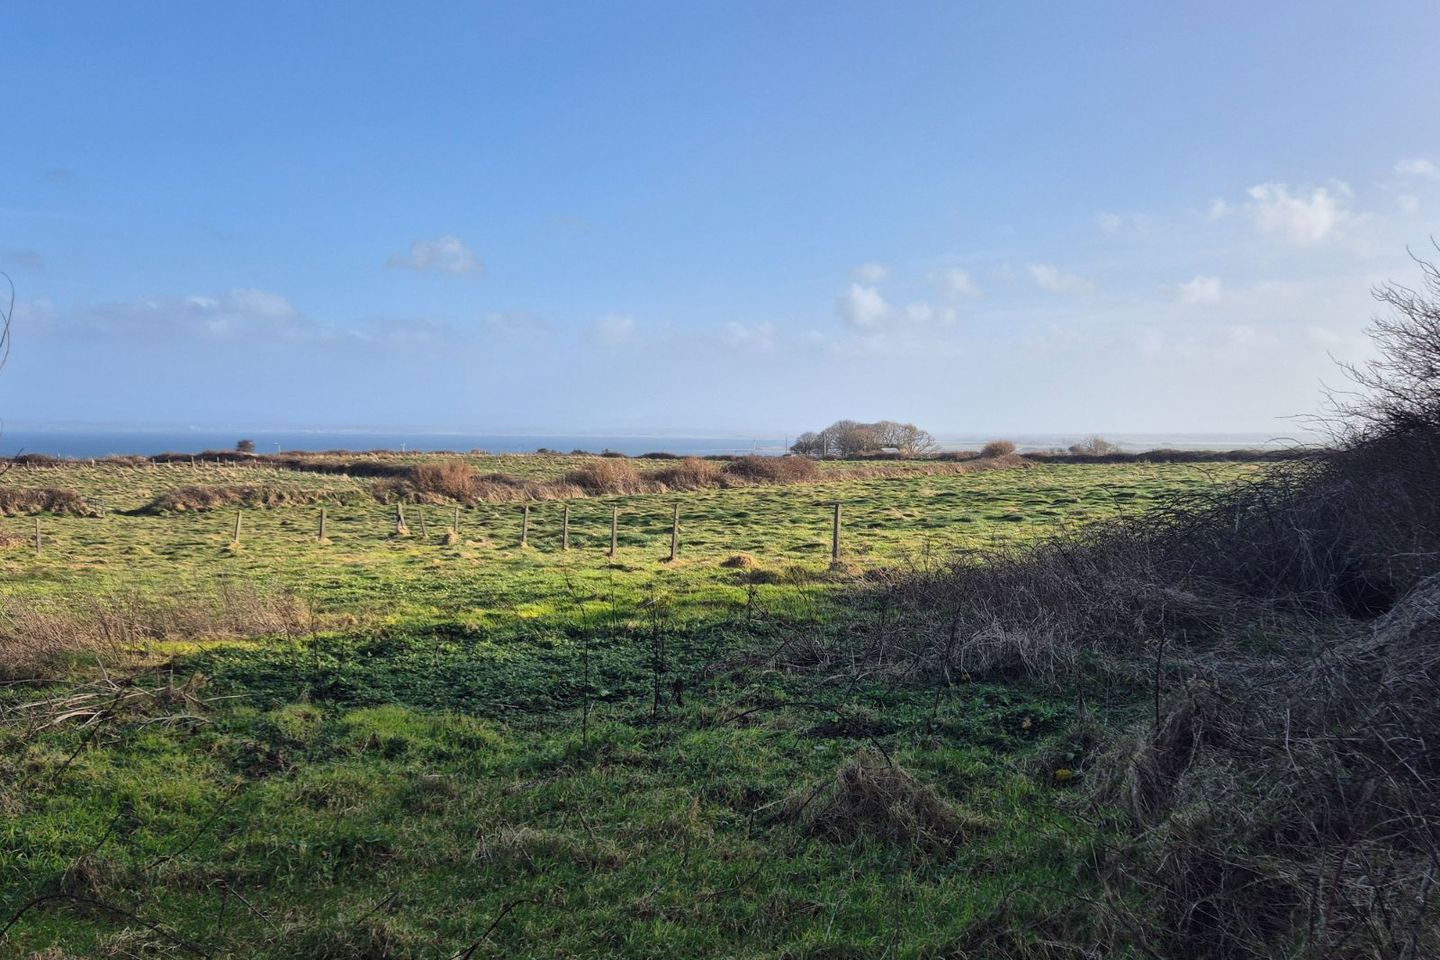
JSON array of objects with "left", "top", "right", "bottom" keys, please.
[
  {"left": 723, "top": 455, "right": 819, "bottom": 484},
  {"left": 563, "top": 457, "right": 644, "bottom": 494},
  {"left": 979, "top": 439, "right": 1017, "bottom": 458},
  {"left": 0, "top": 487, "right": 95, "bottom": 516},
  {"left": 138, "top": 484, "right": 331, "bottom": 513},
  {"left": 405, "top": 460, "right": 477, "bottom": 501},
  {"left": 784, "top": 749, "right": 984, "bottom": 850},
  {"left": 1087, "top": 577, "right": 1440, "bottom": 959},
  {"left": 720, "top": 553, "right": 759, "bottom": 569},
  {"left": 0, "top": 584, "right": 309, "bottom": 680},
  {"left": 651, "top": 456, "right": 723, "bottom": 490}
]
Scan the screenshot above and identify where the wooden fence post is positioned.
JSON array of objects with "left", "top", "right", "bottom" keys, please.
[
  {"left": 520, "top": 504, "right": 530, "bottom": 548},
  {"left": 609, "top": 506, "right": 618, "bottom": 557},
  {"left": 395, "top": 502, "right": 408, "bottom": 535},
  {"left": 562, "top": 502, "right": 570, "bottom": 551},
  {"left": 831, "top": 502, "right": 842, "bottom": 563},
  {"left": 233, "top": 509, "right": 243, "bottom": 544},
  {"left": 418, "top": 509, "right": 429, "bottom": 539},
  {"left": 453, "top": 505, "right": 461, "bottom": 535},
  {"left": 33, "top": 517, "right": 41, "bottom": 552},
  {"left": 669, "top": 502, "right": 679, "bottom": 562},
  {"left": 318, "top": 507, "right": 328, "bottom": 542}
]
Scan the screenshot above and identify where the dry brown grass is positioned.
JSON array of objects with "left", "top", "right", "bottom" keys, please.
[
  {"left": 405, "top": 460, "right": 478, "bottom": 500},
  {"left": 783, "top": 749, "right": 986, "bottom": 851},
  {"left": 0, "top": 487, "right": 95, "bottom": 516},
  {"left": 0, "top": 584, "right": 310, "bottom": 680},
  {"left": 651, "top": 457, "right": 724, "bottom": 490},
  {"left": 137, "top": 484, "right": 338, "bottom": 513},
  {"left": 562, "top": 458, "right": 645, "bottom": 495},
  {"left": 979, "top": 440, "right": 1017, "bottom": 458},
  {"left": 723, "top": 455, "right": 819, "bottom": 484}
]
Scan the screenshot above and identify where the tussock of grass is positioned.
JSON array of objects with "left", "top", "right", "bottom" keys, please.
[
  {"left": 0, "top": 487, "right": 95, "bottom": 517},
  {"left": 784, "top": 749, "right": 986, "bottom": 850},
  {"left": 0, "top": 585, "right": 308, "bottom": 678},
  {"left": 137, "top": 483, "right": 340, "bottom": 513}
]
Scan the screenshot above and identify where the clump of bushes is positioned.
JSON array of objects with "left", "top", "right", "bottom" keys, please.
[
  {"left": 405, "top": 461, "right": 477, "bottom": 500},
  {"left": 0, "top": 486, "right": 95, "bottom": 516},
  {"left": 138, "top": 484, "right": 335, "bottom": 513},
  {"left": 651, "top": 457, "right": 723, "bottom": 490},
  {"left": 979, "top": 439, "right": 1017, "bottom": 458},
  {"left": 563, "top": 458, "right": 643, "bottom": 494},
  {"left": 723, "top": 455, "right": 818, "bottom": 483},
  {"left": 10, "top": 453, "right": 62, "bottom": 467}
]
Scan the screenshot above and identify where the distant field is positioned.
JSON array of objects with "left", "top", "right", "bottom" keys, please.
[
  {"left": 0, "top": 458, "right": 1256, "bottom": 621},
  {"left": 0, "top": 457, "right": 1260, "bottom": 958}
]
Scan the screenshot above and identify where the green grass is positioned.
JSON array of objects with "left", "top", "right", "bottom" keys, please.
[{"left": 0, "top": 458, "right": 1254, "bottom": 958}]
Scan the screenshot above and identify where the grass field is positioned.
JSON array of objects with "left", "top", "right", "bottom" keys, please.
[{"left": 0, "top": 458, "right": 1257, "bottom": 958}]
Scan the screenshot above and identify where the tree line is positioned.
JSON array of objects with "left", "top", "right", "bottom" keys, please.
[{"left": 790, "top": 420, "right": 936, "bottom": 457}]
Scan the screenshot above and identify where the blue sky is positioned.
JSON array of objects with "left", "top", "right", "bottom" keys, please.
[{"left": 3, "top": 1, "right": 1439, "bottom": 436}]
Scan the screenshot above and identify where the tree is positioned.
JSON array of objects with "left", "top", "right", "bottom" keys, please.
[
  {"left": 236, "top": 439, "right": 256, "bottom": 453},
  {"left": 874, "top": 421, "right": 936, "bottom": 456},
  {"left": 790, "top": 432, "right": 823, "bottom": 456},
  {"left": 819, "top": 420, "right": 882, "bottom": 457},
  {"left": 1068, "top": 435, "right": 1120, "bottom": 456}
]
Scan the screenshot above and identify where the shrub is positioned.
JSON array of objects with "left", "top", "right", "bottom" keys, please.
[
  {"left": 1068, "top": 435, "right": 1120, "bottom": 456},
  {"left": 405, "top": 461, "right": 477, "bottom": 500},
  {"left": 137, "top": 484, "right": 334, "bottom": 513},
  {"left": 0, "top": 487, "right": 95, "bottom": 516},
  {"left": 979, "top": 440, "right": 1017, "bottom": 458},
  {"left": 723, "top": 455, "right": 819, "bottom": 483},
  {"left": 563, "top": 458, "right": 643, "bottom": 494},
  {"left": 650, "top": 457, "right": 722, "bottom": 490}
]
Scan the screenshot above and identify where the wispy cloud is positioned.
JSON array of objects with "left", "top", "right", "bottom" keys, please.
[
  {"left": 592, "top": 314, "right": 637, "bottom": 343},
  {"left": 1028, "top": 263, "right": 1094, "bottom": 295},
  {"left": 386, "top": 234, "right": 485, "bottom": 275},
  {"left": 1395, "top": 157, "right": 1440, "bottom": 180},
  {"left": 851, "top": 261, "right": 890, "bottom": 283},
  {"left": 1174, "top": 275, "right": 1223, "bottom": 305},
  {"left": 1245, "top": 182, "right": 1352, "bottom": 244},
  {"left": 933, "top": 267, "right": 982, "bottom": 300}
]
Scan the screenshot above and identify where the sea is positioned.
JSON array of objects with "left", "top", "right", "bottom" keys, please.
[{"left": 0, "top": 426, "right": 1315, "bottom": 459}]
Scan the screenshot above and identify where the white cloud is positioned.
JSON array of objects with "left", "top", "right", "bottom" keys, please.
[
  {"left": 934, "top": 267, "right": 981, "bottom": 300},
  {"left": 1028, "top": 263, "right": 1094, "bottom": 295},
  {"left": 1097, "top": 211, "right": 1150, "bottom": 235},
  {"left": 1398, "top": 194, "right": 1421, "bottom": 216},
  {"left": 1175, "top": 275, "right": 1223, "bottom": 305},
  {"left": 1395, "top": 157, "right": 1440, "bottom": 180},
  {"left": 851, "top": 261, "right": 889, "bottom": 283},
  {"left": 387, "top": 234, "right": 485, "bottom": 275},
  {"left": 723, "top": 321, "right": 775, "bottom": 350},
  {"left": 836, "top": 283, "right": 892, "bottom": 331},
  {"left": 1207, "top": 198, "right": 1233, "bottom": 220},
  {"left": 34, "top": 288, "right": 321, "bottom": 342},
  {"left": 1245, "top": 182, "right": 1351, "bottom": 244},
  {"left": 593, "top": 314, "right": 637, "bottom": 343}
]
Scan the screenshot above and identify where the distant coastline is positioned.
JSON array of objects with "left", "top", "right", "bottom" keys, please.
[{"left": 0, "top": 426, "right": 1315, "bottom": 459}]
